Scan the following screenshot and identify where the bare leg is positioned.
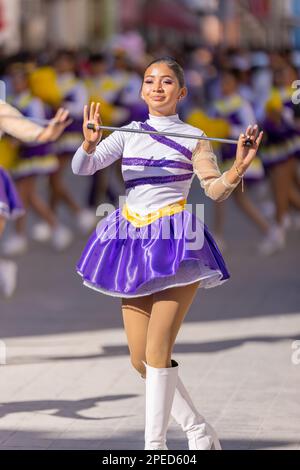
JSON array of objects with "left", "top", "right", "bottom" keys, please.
[
  {"left": 27, "top": 176, "right": 57, "bottom": 228},
  {"left": 15, "top": 177, "right": 31, "bottom": 235},
  {"left": 233, "top": 183, "right": 269, "bottom": 234},
  {"left": 121, "top": 281, "right": 200, "bottom": 378},
  {"left": 288, "top": 158, "right": 300, "bottom": 210},
  {"left": 288, "top": 185, "right": 300, "bottom": 211},
  {"left": 49, "top": 155, "right": 81, "bottom": 213},
  {"left": 289, "top": 157, "right": 300, "bottom": 191},
  {"left": 213, "top": 202, "right": 226, "bottom": 238},
  {"left": 146, "top": 281, "right": 200, "bottom": 369},
  {"left": 0, "top": 215, "right": 17, "bottom": 299},
  {"left": 0, "top": 216, "right": 6, "bottom": 236},
  {"left": 268, "top": 161, "right": 291, "bottom": 225},
  {"left": 121, "top": 293, "right": 153, "bottom": 376}
]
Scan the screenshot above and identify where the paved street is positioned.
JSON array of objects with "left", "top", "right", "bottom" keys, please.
[{"left": 0, "top": 169, "right": 300, "bottom": 450}]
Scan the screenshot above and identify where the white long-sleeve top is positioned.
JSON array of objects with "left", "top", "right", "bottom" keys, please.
[{"left": 72, "top": 113, "right": 241, "bottom": 215}]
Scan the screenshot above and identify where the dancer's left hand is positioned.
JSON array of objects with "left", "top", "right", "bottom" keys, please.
[
  {"left": 37, "top": 108, "right": 72, "bottom": 143},
  {"left": 234, "top": 125, "right": 264, "bottom": 174}
]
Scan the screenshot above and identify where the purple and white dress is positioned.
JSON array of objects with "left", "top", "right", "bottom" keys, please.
[
  {"left": 0, "top": 167, "right": 24, "bottom": 219},
  {"left": 72, "top": 114, "right": 241, "bottom": 298}
]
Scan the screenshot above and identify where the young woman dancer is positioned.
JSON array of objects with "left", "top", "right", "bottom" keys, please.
[
  {"left": 72, "top": 57, "right": 263, "bottom": 450},
  {"left": 0, "top": 100, "right": 70, "bottom": 297}
]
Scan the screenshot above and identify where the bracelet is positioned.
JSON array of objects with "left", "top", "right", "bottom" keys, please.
[
  {"left": 234, "top": 162, "right": 245, "bottom": 192},
  {"left": 234, "top": 162, "right": 244, "bottom": 177}
]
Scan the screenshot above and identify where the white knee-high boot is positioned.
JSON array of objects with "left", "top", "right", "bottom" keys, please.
[
  {"left": 171, "top": 372, "right": 221, "bottom": 450},
  {"left": 143, "top": 360, "right": 179, "bottom": 450},
  {"left": 141, "top": 359, "right": 221, "bottom": 450}
]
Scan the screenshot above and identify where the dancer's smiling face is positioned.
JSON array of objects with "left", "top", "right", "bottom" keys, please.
[{"left": 141, "top": 62, "right": 187, "bottom": 117}]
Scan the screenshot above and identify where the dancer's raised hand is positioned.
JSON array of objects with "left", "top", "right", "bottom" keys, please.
[
  {"left": 83, "top": 102, "right": 103, "bottom": 153},
  {"left": 37, "top": 108, "right": 72, "bottom": 143},
  {"left": 235, "top": 124, "right": 264, "bottom": 173}
]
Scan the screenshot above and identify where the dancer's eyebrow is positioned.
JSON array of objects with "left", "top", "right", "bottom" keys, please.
[{"left": 144, "top": 75, "right": 174, "bottom": 79}]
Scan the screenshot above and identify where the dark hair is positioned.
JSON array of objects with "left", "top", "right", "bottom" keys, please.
[
  {"left": 221, "top": 67, "right": 240, "bottom": 80},
  {"left": 55, "top": 49, "right": 76, "bottom": 63},
  {"left": 145, "top": 56, "right": 185, "bottom": 88},
  {"left": 89, "top": 52, "right": 106, "bottom": 64}
]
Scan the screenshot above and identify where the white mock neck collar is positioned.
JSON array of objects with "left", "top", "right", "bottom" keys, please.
[{"left": 147, "top": 113, "right": 181, "bottom": 125}]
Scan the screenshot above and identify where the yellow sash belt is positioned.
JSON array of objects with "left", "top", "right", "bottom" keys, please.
[{"left": 122, "top": 198, "right": 187, "bottom": 228}]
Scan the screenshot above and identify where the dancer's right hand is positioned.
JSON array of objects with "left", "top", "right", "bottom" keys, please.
[{"left": 83, "top": 102, "right": 103, "bottom": 153}]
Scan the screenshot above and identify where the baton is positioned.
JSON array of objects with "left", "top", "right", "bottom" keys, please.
[{"left": 86, "top": 123, "right": 255, "bottom": 147}]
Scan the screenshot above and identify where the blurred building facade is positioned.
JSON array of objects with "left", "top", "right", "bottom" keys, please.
[{"left": 0, "top": 0, "right": 300, "bottom": 53}]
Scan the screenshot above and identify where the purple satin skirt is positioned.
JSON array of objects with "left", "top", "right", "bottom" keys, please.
[
  {"left": 77, "top": 206, "right": 230, "bottom": 298},
  {"left": 0, "top": 167, "right": 24, "bottom": 219}
]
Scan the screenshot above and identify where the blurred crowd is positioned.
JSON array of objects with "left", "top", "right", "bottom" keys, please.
[{"left": 1, "top": 42, "right": 300, "bottom": 270}]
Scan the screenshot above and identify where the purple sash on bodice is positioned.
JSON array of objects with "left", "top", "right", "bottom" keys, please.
[{"left": 123, "top": 122, "right": 194, "bottom": 189}]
